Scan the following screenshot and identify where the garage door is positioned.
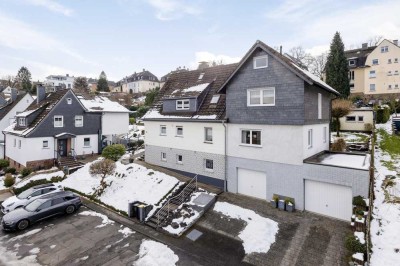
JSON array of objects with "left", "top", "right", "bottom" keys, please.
[
  {"left": 305, "top": 180, "right": 352, "bottom": 221},
  {"left": 238, "top": 168, "right": 266, "bottom": 200}
]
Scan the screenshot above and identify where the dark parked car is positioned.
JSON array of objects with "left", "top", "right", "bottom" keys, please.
[{"left": 1, "top": 191, "right": 82, "bottom": 231}]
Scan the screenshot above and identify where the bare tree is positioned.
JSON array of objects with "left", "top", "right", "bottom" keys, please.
[
  {"left": 288, "top": 46, "right": 313, "bottom": 69},
  {"left": 367, "top": 35, "right": 383, "bottom": 46},
  {"left": 1, "top": 75, "right": 17, "bottom": 87},
  {"left": 89, "top": 159, "right": 116, "bottom": 194},
  {"left": 309, "top": 53, "right": 328, "bottom": 79}
]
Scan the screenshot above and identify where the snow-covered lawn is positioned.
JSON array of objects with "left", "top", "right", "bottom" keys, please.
[
  {"left": 331, "top": 132, "right": 370, "bottom": 143},
  {"left": 60, "top": 160, "right": 182, "bottom": 213},
  {"left": 370, "top": 117, "right": 400, "bottom": 265},
  {"left": 134, "top": 240, "right": 179, "bottom": 266},
  {"left": 0, "top": 176, "right": 6, "bottom": 190},
  {"left": 213, "top": 202, "right": 279, "bottom": 254},
  {"left": 14, "top": 170, "right": 64, "bottom": 189}
]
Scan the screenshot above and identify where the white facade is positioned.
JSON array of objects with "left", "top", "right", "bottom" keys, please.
[
  {"left": 73, "top": 134, "right": 98, "bottom": 156},
  {"left": 302, "top": 123, "right": 330, "bottom": 159},
  {"left": 126, "top": 80, "right": 160, "bottom": 94},
  {"left": 45, "top": 75, "right": 75, "bottom": 89},
  {"left": 340, "top": 109, "right": 374, "bottom": 132},
  {"left": 102, "top": 112, "right": 129, "bottom": 137}
]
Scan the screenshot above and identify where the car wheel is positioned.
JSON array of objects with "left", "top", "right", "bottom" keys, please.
[
  {"left": 65, "top": 205, "right": 76, "bottom": 214},
  {"left": 17, "top": 219, "right": 29, "bottom": 231}
]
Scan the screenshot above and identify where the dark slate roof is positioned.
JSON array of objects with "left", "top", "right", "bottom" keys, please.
[
  {"left": 219, "top": 40, "right": 340, "bottom": 96},
  {"left": 345, "top": 46, "right": 376, "bottom": 69},
  {"left": 126, "top": 70, "right": 159, "bottom": 83},
  {"left": 143, "top": 63, "right": 238, "bottom": 120},
  {"left": 0, "top": 92, "right": 27, "bottom": 121}
]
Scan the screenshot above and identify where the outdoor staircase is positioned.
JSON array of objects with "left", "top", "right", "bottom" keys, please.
[
  {"left": 146, "top": 175, "right": 198, "bottom": 229},
  {"left": 58, "top": 156, "right": 84, "bottom": 170}
]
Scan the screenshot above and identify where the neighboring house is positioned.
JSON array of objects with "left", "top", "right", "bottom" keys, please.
[
  {"left": 144, "top": 40, "right": 370, "bottom": 221},
  {"left": 3, "top": 87, "right": 102, "bottom": 170},
  {"left": 0, "top": 89, "right": 34, "bottom": 158},
  {"left": 160, "top": 67, "right": 189, "bottom": 88},
  {"left": 120, "top": 69, "right": 159, "bottom": 94},
  {"left": 340, "top": 107, "right": 374, "bottom": 132},
  {"left": 88, "top": 78, "right": 117, "bottom": 93},
  {"left": 78, "top": 96, "right": 130, "bottom": 146},
  {"left": 45, "top": 74, "right": 75, "bottom": 89},
  {"left": 345, "top": 39, "right": 400, "bottom": 98}
]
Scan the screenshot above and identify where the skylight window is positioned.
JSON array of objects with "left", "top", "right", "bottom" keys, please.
[
  {"left": 210, "top": 95, "right": 220, "bottom": 104},
  {"left": 198, "top": 73, "right": 205, "bottom": 80}
]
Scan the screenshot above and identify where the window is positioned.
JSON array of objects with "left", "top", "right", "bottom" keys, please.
[
  {"left": 323, "top": 127, "right": 327, "bottom": 143},
  {"left": 388, "top": 59, "right": 392, "bottom": 64},
  {"left": 67, "top": 98, "right": 72, "bottom": 104},
  {"left": 176, "top": 126, "right": 183, "bottom": 136},
  {"left": 396, "top": 84, "right": 399, "bottom": 89},
  {"left": 210, "top": 95, "right": 220, "bottom": 104},
  {"left": 84, "top": 138, "right": 90, "bottom": 147},
  {"left": 160, "top": 125, "right": 167, "bottom": 136},
  {"left": 18, "top": 117, "right": 26, "bottom": 126},
  {"left": 395, "top": 70, "right": 399, "bottom": 75},
  {"left": 43, "top": 140, "right": 48, "bottom": 148},
  {"left": 247, "top": 88, "right": 275, "bottom": 106},
  {"left": 370, "top": 84, "right": 376, "bottom": 91},
  {"left": 54, "top": 116, "right": 63, "bottom": 127},
  {"left": 350, "top": 84, "right": 355, "bottom": 91},
  {"left": 307, "top": 129, "right": 313, "bottom": 148},
  {"left": 253, "top": 55, "right": 268, "bottom": 69},
  {"left": 318, "top": 93, "right": 322, "bottom": 119},
  {"left": 395, "top": 58, "right": 398, "bottom": 63},
  {"left": 205, "top": 159, "right": 214, "bottom": 171},
  {"left": 372, "top": 59, "right": 379, "bottom": 65},
  {"left": 13, "top": 138, "right": 16, "bottom": 147},
  {"left": 346, "top": 116, "right": 356, "bottom": 122},
  {"left": 389, "top": 85, "right": 393, "bottom": 90},
  {"left": 349, "top": 71, "right": 355, "bottom": 80},
  {"left": 358, "top": 116, "right": 364, "bottom": 122},
  {"left": 75, "top": 116, "right": 83, "bottom": 127},
  {"left": 176, "top": 99, "right": 190, "bottom": 110},
  {"left": 204, "top": 127, "right": 213, "bottom": 142},
  {"left": 369, "top": 70, "right": 376, "bottom": 78},
  {"left": 241, "top": 130, "right": 261, "bottom": 146},
  {"left": 349, "top": 60, "right": 356, "bottom": 66},
  {"left": 381, "top": 46, "right": 389, "bottom": 53},
  {"left": 161, "top": 152, "right": 167, "bottom": 161},
  {"left": 18, "top": 140, "right": 21, "bottom": 149},
  {"left": 177, "top": 155, "right": 183, "bottom": 164},
  {"left": 388, "top": 71, "right": 392, "bottom": 76},
  {"left": 198, "top": 73, "right": 205, "bottom": 80}
]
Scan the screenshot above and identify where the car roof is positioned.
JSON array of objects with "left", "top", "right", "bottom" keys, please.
[
  {"left": 37, "top": 191, "right": 74, "bottom": 200},
  {"left": 30, "top": 183, "right": 56, "bottom": 190}
]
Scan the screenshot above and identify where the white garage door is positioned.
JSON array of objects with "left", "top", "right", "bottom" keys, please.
[
  {"left": 305, "top": 180, "right": 352, "bottom": 221},
  {"left": 238, "top": 168, "right": 266, "bottom": 200}
]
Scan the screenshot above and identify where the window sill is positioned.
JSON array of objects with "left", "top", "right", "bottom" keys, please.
[
  {"left": 239, "top": 144, "right": 262, "bottom": 148},
  {"left": 83, "top": 146, "right": 91, "bottom": 148},
  {"left": 247, "top": 104, "right": 275, "bottom": 107},
  {"left": 177, "top": 162, "right": 183, "bottom": 165},
  {"left": 175, "top": 135, "right": 183, "bottom": 138},
  {"left": 161, "top": 159, "right": 167, "bottom": 162},
  {"left": 42, "top": 147, "right": 49, "bottom": 149},
  {"left": 253, "top": 66, "right": 268, "bottom": 69},
  {"left": 205, "top": 168, "right": 214, "bottom": 173},
  {"left": 204, "top": 141, "right": 213, "bottom": 144},
  {"left": 160, "top": 134, "right": 167, "bottom": 136},
  {"left": 308, "top": 146, "right": 313, "bottom": 149}
]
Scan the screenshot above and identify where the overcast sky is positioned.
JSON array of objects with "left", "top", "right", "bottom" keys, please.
[{"left": 0, "top": 0, "right": 399, "bottom": 82}]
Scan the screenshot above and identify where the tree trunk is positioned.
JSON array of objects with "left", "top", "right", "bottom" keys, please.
[{"left": 336, "top": 117, "right": 340, "bottom": 137}]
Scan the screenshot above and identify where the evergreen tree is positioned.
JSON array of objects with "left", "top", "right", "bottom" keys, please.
[
  {"left": 15, "top": 66, "right": 32, "bottom": 93},
  {"left": 73, "top": 76, "right": 89, "bottom": 93},
  {"left": 97, "top": 71, "right": 109, "bottom": 92},
  {"left": 144, "top": 87, "right": 160, "bottom": 106},
  {"left": 325, "top": 32, "right": 350, "bottom": 98}
]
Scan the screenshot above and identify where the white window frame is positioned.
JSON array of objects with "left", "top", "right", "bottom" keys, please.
[
  {"left": 161, "top": 152, "right": 167, "bottom": 161},
  {"left": 205, "top": 159, "right": 214, "bottom": 172},
  {"left": 75, "top": 115, "right": 83, "bottom": 127},
  {"left": 54, "top": 115, "right": 63, "bottom": 127},
  {"left": 204, "top": 127, "right": 213, "bottom": 143},
  {"left": 43, "top": 140, "right": 49, "bottom": 148},
  {"left": 177, "top": 154, "right": 183, "bottom": 164},
  {"left": 388, "top": 85, "right": 392, "bottom": 90},
  {"left": 388, "top": 59, "right": 392, "bottom": 64},
  {"left": 369, "top": 70, "right": 376, "bottom": 78},
  {"left": 253, "top": 55, "right": 268, "bottom": 69},
  {"left": 395, "top": 70, "right": 399, "bottom": 76},
  {"left": 83, "top": 138, "right": 90, "bottom": 147},
  {"left": 247, "top": 87, "right": 275, "bottom": 106},
  {"left": 176, "top": 100, "right": 190, "bottom": 110},
  {"left": 388, "top": 71, "right": 392, "bottom": 76},
  {"left": 198, "top": 73, "right": 205, "bottom": 80},
  {"left": 323, "top": 127, "right": 327, "bottom": 143},
  {"left": 176, "top": 126, "right": 183, "bottom": 137},
  {"left": 240, "top": 129, "right": 262, "bottom": 146},
  {"left": 307, "top": 129, "right": 313, "bottom": 149},
  {"left": 18, "top": 117, "right": 26, "bottom": 127},
  {"left": 210, "top": 95, "right": 220, "bottom": 104},
  {"left": 13, "top": 138, "right": 16, "bottom": 147},
  {"left": 318, "top": 93, "right": 322, "bottom": 119},
  {"left": 160, "top": 125, "right": 167, "bottom": 136},
  {"left": 349, "top": 60, "right": 356, "bottom": 66},
  {"left": 67, "top": 98, "right": 72, "bottom": 104},
  {"left": 381, "top": 46, "right": 389, "bottom": 53},
  {"left": 346, "top": 116, "right": 356, "bottom": 122},
  {"left": 370, "top": 84, "right": 376, "bottom": 91}
]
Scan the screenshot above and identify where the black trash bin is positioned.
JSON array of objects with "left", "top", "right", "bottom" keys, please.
[{"left": 128, "top": 201, "right": 153, "bottom": 222}]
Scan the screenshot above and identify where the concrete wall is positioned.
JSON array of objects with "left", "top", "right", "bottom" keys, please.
[{"left": 340, "top": 110, "right": 374, "bottom": 131}]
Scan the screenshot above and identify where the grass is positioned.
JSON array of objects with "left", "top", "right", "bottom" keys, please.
[{"left": 377, "top": 128, "right": 400, "bottom": 157}]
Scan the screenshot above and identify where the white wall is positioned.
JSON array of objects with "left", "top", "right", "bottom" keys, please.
[
  {"left": 126, "top": 81, "right": 159, "bottom": 93},
  {"left": 303, "top": 123, "right": 330, "bottom": 159},
  {"left": 227, "top": 124, "right": 304, "bottom": 165},
  {"left": 0, "top": 94, "right": 34, "bottom": 142},
  {"left": 102, "top": 112, "right": 129, "bottom": 136},
  {"left": 145, "top": 121, "right": 225, "bottom": 155},
  {"left": 340, "top": 110, "right": 374, "bottom": 131},
  {"left": 74, "top": 134, "right": 98, "bottom": 156}
]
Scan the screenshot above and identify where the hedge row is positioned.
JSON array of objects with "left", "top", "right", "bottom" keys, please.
[{"left": 13, "top": 176, "right": 66, "bottom": 195}]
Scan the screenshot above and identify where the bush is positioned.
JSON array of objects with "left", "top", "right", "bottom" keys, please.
[
  {"left": 376, "top": 106, "right": 391, "bottom": 124},
  {"left": 330, "top": 119, "right": 339, "bottom": 132},
  {"left": 129, "top": 117, "right": 135, "bottom": 124},
  {"left": 21, "top": 168, "right": 32, "bottom": 177},
  {"left": 364, "top": 123, "right": 373, "bottom": 132},
  {"left": 345, "top": 235, "right": 366, "bottom": 253},
  {"left": 3, "top": 173, "right": 15, "bottom": 187},
  {"left": 5, "top": 167, "right": 16, "bottom": 174},
  {"left": 331, "top": 138, "right": 347, "bottom": 152},
  {"left": 12, "top": 176, "right": 67, "bottom": 195},
  {"left": 353, "top": 195, "right": 367, "bottom": 207},
  {"left": 0, "top": 159, "right": 9, "bottom": 169},
  {"left": 137, "top": 140, "right": 144, "bottom": 147},
  {"left": 102, "top": 144, "right": 126, "bottom": 161}
]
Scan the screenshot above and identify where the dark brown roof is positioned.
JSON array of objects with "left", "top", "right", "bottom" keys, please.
[
  {"left": 345, "top": 46, "right": 376, "bottom": 68},
  {"left": 145, "top": 63, "right": 238, "bottom": 120},
  {"left": 0, "top": 92, "right": 28, "bottom": 121}
]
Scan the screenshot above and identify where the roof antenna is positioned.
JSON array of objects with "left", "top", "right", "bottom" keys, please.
[{"left": 280, "top": 45, "right": 282, "bottom": 55}]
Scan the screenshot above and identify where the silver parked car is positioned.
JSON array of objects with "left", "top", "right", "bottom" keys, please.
[{"left": 1, "top": 191, "right": 82, "bottom": 231}]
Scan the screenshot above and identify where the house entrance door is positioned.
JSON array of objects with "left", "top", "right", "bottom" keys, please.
[{"left": 58, "top": 139, "right": 68, "bottom": 157}]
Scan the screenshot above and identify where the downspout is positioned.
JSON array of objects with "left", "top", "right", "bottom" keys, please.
[{"left": 222, "top": 120, "right": 227, "bottom": 192}]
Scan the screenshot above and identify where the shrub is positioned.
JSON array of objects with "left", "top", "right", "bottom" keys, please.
[
  {"left": 376, "top": 106, "right": 391, "bottom": 124},
  {"left": 364, "top": 123, "right": 373, "bottom": 132},
  {"left": 345, "top": 235, "right": 366, "bottom": 253},
  {"left": 21, "top": 168, "right": 32, "bottom": 177},
  {"left": 353, "top": 195, "right": 367, "bottom": 207},
  {"left": 102, "top": 144, "right": 126, "bottom": 161},
  {"left": 133, "top": 133, "right": 137, "bottom": 138},
  {"left": 0, "top": 159, "right": 9, "bottom": 169},
  {"left": 355, "top": 209, "right": 364, "bottom": 216},
  {"left": 272, "top": 195, "right": 279, "bottom": 202},
  {"left": 129, "top": 117, "right": 135, "bottom": 124},
  {"left": 3, "top": 173, "right": 15, "bottom": 187},
  {"left": 5, "top": 167, "right": 16, "bottom": 174},
  {"left": 137, "top": 140, "right": 144, "bottom": 147},
  {"left": 331, "top": 138, "right": 347, "bottom": 152},
  {"left": 51, "top": 175, "right": 65, "bottom": 182}
]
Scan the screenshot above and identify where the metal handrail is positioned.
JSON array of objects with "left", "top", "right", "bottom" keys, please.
[
  {"left": 54, "top": 150, "right": 61, "bottom": 165},
  {"left": 155, "top": 174, "right": 198, "bottom": 227},
  {"left": 71, "top": 149, "right": 77, "bottom": 160}
]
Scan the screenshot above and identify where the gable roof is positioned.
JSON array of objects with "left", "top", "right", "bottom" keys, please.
[
  {"left": 79, "top": 96, "right": 130, "bottom": 113},
  {"left": 218, "top": 40, "right": 339, "bottom": 96},
  {"left": 0, "top": 92, "right": 29, "bottom": 121},
  {"left": 143, "top": 63, "right": 238, "bottom": 121}
]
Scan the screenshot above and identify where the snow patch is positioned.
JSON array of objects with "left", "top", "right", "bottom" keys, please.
[
  {"left": 79, "top": 211, "right": 115, "bottom": 228},
  {"left": 29, "top": 247, "right": 40, "bottom": 254},
  {"left": 119, "top": 227, "right": 134, "bottom": 237},
  {"left": 134, "top": 240, "right": 179, "bottom": 266},
  {"left": 9, "top": 228, "right": 42, "bottom": 242}
]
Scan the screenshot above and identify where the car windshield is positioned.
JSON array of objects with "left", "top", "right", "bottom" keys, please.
[
  {"left": 17, "top": 188, "right": 35, "bottom": 199},
  {"left": 24, "top": 199, "right": 46, "bottom": 212}
]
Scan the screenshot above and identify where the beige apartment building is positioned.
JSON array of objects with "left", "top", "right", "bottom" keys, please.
[{"left": 346, "top": 39, "right": 400, "bottom": 99}]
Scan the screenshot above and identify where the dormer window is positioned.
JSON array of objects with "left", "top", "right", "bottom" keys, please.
[
  {"left": 210, "top": 95, "right": 220, "bottom": 104},
  {"left": 348, "top": 59, "right": 356, "bottom": 66},
  {"left": 18, "top": 117, "right": 26, "bottom": 127},
  {"left": 253, "top": 55, "right": 268, "bottom": 69},
  {"left": 176, "top": 99, "right": 190, "bottom": 110},
  {"left": 67, "top": 98, "right": 72, "bottom": 104},
  {"left": 198, "top": 73, "right": 205, "bottom": 80}
]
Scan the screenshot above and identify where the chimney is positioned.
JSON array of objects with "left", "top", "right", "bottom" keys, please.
[
  {"left": 10, "top": 88, "right": 18, "bottom": 102},
  {"left": 66, "top": 74, "right": 69, "bottom": 77},
  {"left": 36, "top": 85, "right": 46, "bottom": 104},
  {"left": 394, "top": 40, "right": 399, "bottom": 46},
  {"left": 280, "top": 45, "right": 282, "bottom": 55},
  {"left": 362, "top": 43, "right": 368, "bottom": 49},
  {"left": 142, "top": 68, "right": 145, "bottom": 72}
]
